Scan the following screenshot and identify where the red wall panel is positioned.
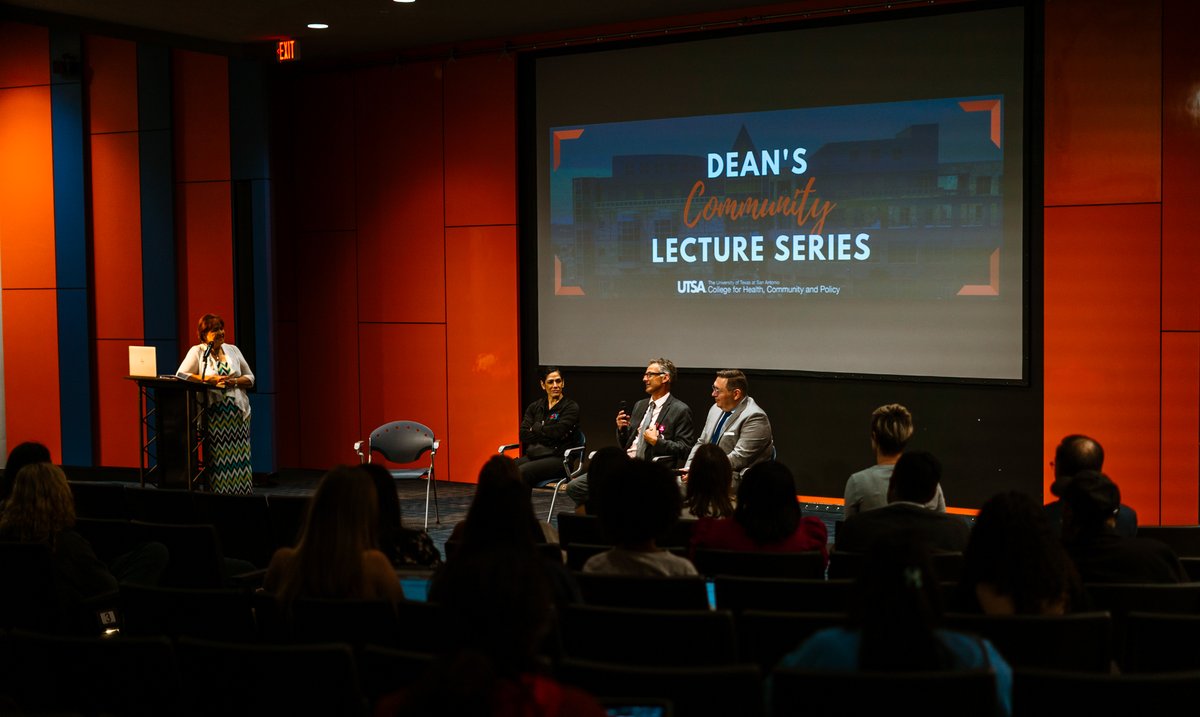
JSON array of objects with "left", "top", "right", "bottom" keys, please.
[
  {"left": 358, "top": 323, "right": 449, "bottom": 478},
  {"left": 178, "top": 181, "right": 234, "bottom": 342},
  {"left": 444, "top": 55, "right": 517, "bottom": 227},
  {"left": 1044, "top": 0, "right": 1161, "bottom": 206},
  {"left": 90, "top": 133, "right": 144, "bottom": 339},
  {"left": 172, "top": 50, "right": 230, "bottom": 183},
  {"left": 1162, "top": 0, "right": 1200, "bottom": 331},
  {"left": 0, "top": 22, "right": 48, "bottom": 89},
  {"left": 0, "top": 85, "right": 56, "bottom": 289},
  {"left": 294, "top": 73, "right": 356, "bottom": 233},
  {"left": 446, "top": 226, "right": 519, "bottom": 484},
  {"left": 84, "top": 35, "right": 138, "bottom": 134},
  {"left": 1161, "top": 332, "right": 1199, "bottom": 524},
  {"left": 293, "top": 231, "right": 360, "bottom": 469},
  {"left": 354, "top": 63, "right": 446, "bottom": 324},
  {"left": 1044, "top": 204, "right": 1161, "bottom": 521},
  {"left": 2, "top": 289, "right": 61, "bottom": 460},
  {"left": 95, "top": 339, "right": 140, "bottom": 467}
]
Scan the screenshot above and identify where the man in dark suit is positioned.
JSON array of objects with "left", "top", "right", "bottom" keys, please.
[
  {"left": 835, "top": 450, "right": 970, "bottom": 554},
  {"left": 566, "top": 358, "right": 695, "bottom": 507}
]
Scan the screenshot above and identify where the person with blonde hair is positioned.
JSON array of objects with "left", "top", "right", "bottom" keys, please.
[
  {"left": 264, "top": 465, "right": 403, "bottom": 603},
  {"left": 844, "top": 403, "right": 945, "bottom": 516}
]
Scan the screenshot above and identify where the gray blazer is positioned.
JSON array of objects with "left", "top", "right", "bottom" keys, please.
[{"left": 685, "top": 396, "right": 774, "bottom": 477}]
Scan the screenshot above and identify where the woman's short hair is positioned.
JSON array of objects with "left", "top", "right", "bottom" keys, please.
[
  {"left": 870, "top": 404, "right": 913, "bottom": 455},
  {"left": 197, "top": 313, "right": 224, "bottom": 342},
  {"left": 538, "top": 366, "right": 563, "bottom": 383}
]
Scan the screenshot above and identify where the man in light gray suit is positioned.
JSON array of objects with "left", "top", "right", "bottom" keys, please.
[{"left": 684, "top": 368, "right": 774, "bottom": 479}]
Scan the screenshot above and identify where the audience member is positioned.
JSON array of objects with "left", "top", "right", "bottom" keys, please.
[
  {"left": 778, "top": 539, "right": 1012, "bottom": 716},
  {"left": 584, "top": 459, "right": 697, "bottom": 576},
  {"left": 571, "top": 446, "right": 630, "bottom": 516},
  {"left": 843, "top": 403, "right": 945, "bottom": 516},
  {"left": 835, "top": 450, "right": 970, "bottom": 554},
  {"left": 448, "top": 455, "right": 559, "bottom": 549},
  {"left": 1043, "top": 434, "right": 1137, "bottom": 536},
  {"left": 0, "top": 462, "right": 166, "bottom": 603},
  {"left": 690, "top": 460, "right": 827, "bottom": 562},
  {"left": 263, "top": 465, "right": 403, "bottom": 603},
  {"left": 515, "top": 366, "right": 581, "bottom": 488},
  {"left": 1, "top": 441, "right": 52, "bottom": 503},
  {"left": 379, "top": 523, "right": 604, "bottom": 716},
  {"left": 958, "top": 491, "right": 1083, "bottom": 614},
  {"left": 361, "top": 462, "right": 442, "bottom": 569},
  {"left": 1060, "top": 470, "right": 1185, "bottom": 583},
  {"left": 682, "top": 443, "right": 734, "bottom": 519}
]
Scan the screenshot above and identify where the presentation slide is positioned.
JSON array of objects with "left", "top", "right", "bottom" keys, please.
[{"left": 534, "top": 6, "right": 1026, "bottom": 380}]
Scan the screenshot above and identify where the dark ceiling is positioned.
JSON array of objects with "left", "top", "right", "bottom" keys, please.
[{"left": 2, "top": 0, "right": 820, "bottom": 61}]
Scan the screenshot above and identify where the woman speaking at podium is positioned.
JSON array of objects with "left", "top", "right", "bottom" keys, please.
[{"left": 176, "top": 313, "right": 255, "bottom": 494}]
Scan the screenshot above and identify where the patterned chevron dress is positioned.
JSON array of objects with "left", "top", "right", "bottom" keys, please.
[{"left": 207, "top": 360, "right": 254, "bottom": 494}]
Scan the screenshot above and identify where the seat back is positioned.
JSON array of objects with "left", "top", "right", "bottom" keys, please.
[
  {"left": 124, "top": 486, "right": 200, "bottom": 524},
  {"left": 714, "top": 576, "right": 855, "bottom": 613},
  {"left": 1013, "top": 668, "right": 1200, "bottom": 715},
  {"left": 830, "top": 550, "right": 963, "bottom": 582},
  {"left": 0, "top": 541, "right": 61, "bottom": 632},
  {"left": 69, "top": 481, "right": 129, "bottom": 519},
  {"left": 1123, "top": 612, "right": 1200, "bottom": 672},
  {"left": 561, "top": 605, "right": 737, "bottom": 666},
  {"left": 177, "top": 637, "right": 366, "bottom": 716},
  {"left": 359, "top": 645, "right": 436, "bottom": 703},
  {"left": 193, "top": 491, "right": 274, "bottom": 568},
  {"left": 692, "top": 549, "right": 826, "bottom": 579},
  {"left": 290, "top": 597, "right": 401, "bottom": 649},
  {"left": 266, "top": 494, "right": 310, "bottom": 550},
  {"left": 576, "top": 573, "right": 710, "bottom": 610},
  {"left": 772, "top": 667, "right": 997, "bottom": 717},
  {"left": 944, "top": 612, "right": 1112, "bottom": 672},
  {"left": 130, "top": 521, "right": 226, "bottom": 588},
  {"left": 1085, "top": 582, "right": 1200, "bottom": 615},
  {"left": 1137, "top": 526, "right": 1200, "bottom": 557},
  {"left": 119, "top": 583, "right": 257, "bottom": 642},
  {"left": 566, "top": 543, "right": 615, "bottom": 571},
  {"left": 369, "top": 421, "right": 435, "bottom": 464},
  {"left": 556, "top": 512, "right": 609, "bottom": 548}
]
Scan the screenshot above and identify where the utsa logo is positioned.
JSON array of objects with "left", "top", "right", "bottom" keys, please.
[{"left": 677, "top": 280, "right": 706, "bottom": 294}]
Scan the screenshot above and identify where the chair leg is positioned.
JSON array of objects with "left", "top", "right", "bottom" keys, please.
[
  {"left": 546, "top": 480, "right": 559, "bottom": 523},
  {"left": 423, "top": 471, "right": 432, "bottom": 531},
  {"left": 430, "top": 472, "right": 440, "bottom": 525}
]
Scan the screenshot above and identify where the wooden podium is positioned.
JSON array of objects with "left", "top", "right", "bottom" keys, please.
[{"left": 127, "top": 376, "right": 213, "bottom": 490}]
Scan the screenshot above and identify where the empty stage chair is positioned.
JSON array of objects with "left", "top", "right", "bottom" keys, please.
[
  {"left": 943, "top": 612, "right": 1113, "bottom": 672},
  {"left": 575, "top": 573, "right": 710, "bottom": 610},
  {"left": 560, "top": 605, "right": 737, "bottom": 666},
  {"left": 559, "top": 658, "right": 764, "bottom": 717},
  {"left": 499, "top": 432, "right": 587, "bottom": 522},
  {"left": 771, "top": 668, "right": 998, "bottom": 717},
  {"left": 692, "top": 548, "right": 826, "bottom": 579},
  {"left": 356, "top": 421, "right": 440, "bottom": 529}
]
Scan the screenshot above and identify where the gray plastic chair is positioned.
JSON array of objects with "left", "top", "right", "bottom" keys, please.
[
  {"left": 498, "top": 430, "right": 586, "bottom": 522},
  {"left": 355, "top": 421, "right": 440, "bottom": 529}
]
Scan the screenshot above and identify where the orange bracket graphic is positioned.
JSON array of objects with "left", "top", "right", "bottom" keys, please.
[
  {"left": 958, "top": 99, "right": 1001, "bottom": 148},
  {"left": 957, "top": 248, "right": 1001, "bottom": 296},
  {"left": 554, "top": 256, "right": 584, "bottom": 296},
  {"left": 552, "top": 129, "right": 584, "bottom": 170}
]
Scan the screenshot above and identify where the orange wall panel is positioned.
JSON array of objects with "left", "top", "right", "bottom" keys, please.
[
  {"left": 173, "top": 49, "right": 230, "bottom": 183},
  {"left": 1044, "top": 204, "right": 1161, "bottom": 521},
  {"left": 354, "top": 63, "right": 446, "bottom": 324},
  {"left": 0, "top": 22, "right": 48, "bottom": 89},
  {"left": 84, "top": 35, "right": 138, "bottom": 134},
  {"left": 2, "top": 289, "right": 61, "bottom": 460},
  {"left": 178, "top": 181, "right": 234, "bottom": 341},
  {"left": 446, "top": 226, "right": 519, "bottom": 484},
  {"left": 293, "top": 231, "right": 360, "bottom": 469},
  {"left": 90, "top": 132, "right": 144, "bottom": 339},
  {"left": 1044, "top": 0, "right": 1161, "bottom": 206},
  {"left": 1162, "top": 0, "right": 1200, "bottom": 331},
  {"left": 0, "top": 86, "right": 56, "bottom": 289},
  {"left": 1161, "top": 332, "right": 1199, "bottom": 524},
  {"left": 444, "top": 55, "right": 517, "bottom": 227},
  {"left": 358, "top": 323, "right": 449, "bottom": 477},
  {"left": 95, "top": 339, "right": 141, "bottom": 467},
  {"left": 293, "top": 73, "right": 356, "bottom": 233}
]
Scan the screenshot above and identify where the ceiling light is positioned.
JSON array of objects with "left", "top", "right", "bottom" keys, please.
[
  {"left": 307, "top": 22, "right": 329, "bottom": 29},
  {"left": 393, "top": 0, "right": 417, "bottom": 3}
]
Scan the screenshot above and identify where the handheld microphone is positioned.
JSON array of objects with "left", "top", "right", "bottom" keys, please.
[{"left": 618, "top": 400, "right": 628, "bottom": 415}]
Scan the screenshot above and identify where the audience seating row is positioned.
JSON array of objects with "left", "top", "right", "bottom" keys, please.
[{"left": 68, "top": 481, "right": 309, "bottom": 568}]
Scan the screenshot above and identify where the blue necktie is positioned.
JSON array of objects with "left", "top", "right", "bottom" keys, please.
[{"left": 710, "top": 410, "right": 732, "bottom": 444}]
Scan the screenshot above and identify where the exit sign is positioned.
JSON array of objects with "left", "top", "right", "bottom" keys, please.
[{"left": 276, "top": 40, "right": 299, "bottom": 62}]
